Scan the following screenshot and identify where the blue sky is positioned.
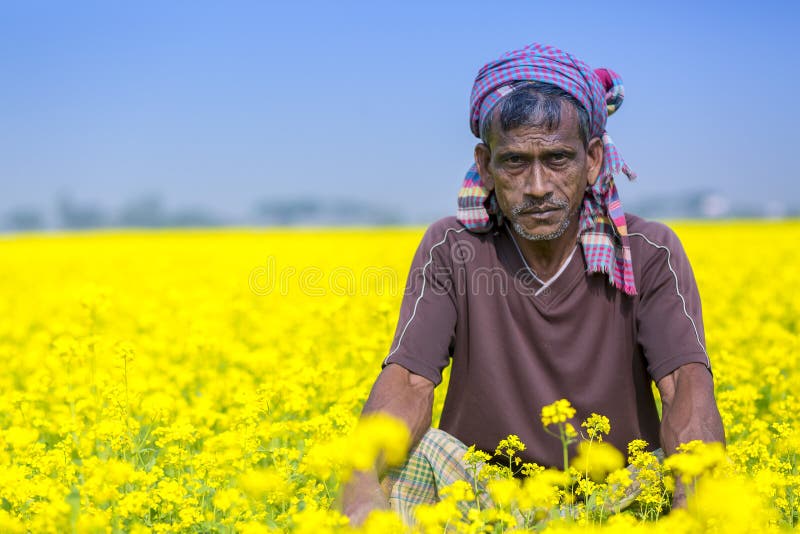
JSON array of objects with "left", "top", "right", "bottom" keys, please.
[{"left": 1, "top": 0, "right": 798, "bottom": 221}]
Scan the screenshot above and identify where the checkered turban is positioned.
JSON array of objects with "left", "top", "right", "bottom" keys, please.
[{"left": 456, "top": 42, "right": 638, "bottom": 295}]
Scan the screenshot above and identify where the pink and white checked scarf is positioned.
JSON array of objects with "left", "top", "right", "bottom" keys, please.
[{"left": 456, "top": 43, "right": 638, "bottom": 295}]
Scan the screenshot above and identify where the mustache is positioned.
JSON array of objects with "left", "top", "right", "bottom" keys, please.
[{"left": 510, "top": 197, "right": 570, "bottom": 216}]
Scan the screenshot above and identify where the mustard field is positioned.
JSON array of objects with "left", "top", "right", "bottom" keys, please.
[{"left": 1, "top": 221, "right": 799, "bottom": 533}]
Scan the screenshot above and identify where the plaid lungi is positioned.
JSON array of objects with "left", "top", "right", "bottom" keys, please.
[
  {"left": 381, "top": 428, "right": 492, "bottom": 524},
  {"left": 382, "top": 427, "right": 665, "bottom": 525}
]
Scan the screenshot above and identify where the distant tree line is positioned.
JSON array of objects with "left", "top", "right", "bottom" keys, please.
[
  {"left": 1, "top": 194, "right": 409, "bottom": 232},
  {"left": 2, "top": 191, "right": 798, "bottom": 233}
]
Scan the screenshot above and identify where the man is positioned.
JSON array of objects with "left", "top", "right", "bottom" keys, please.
[{"left": 342, "top": 42, "right": 724, "bottom": 524}]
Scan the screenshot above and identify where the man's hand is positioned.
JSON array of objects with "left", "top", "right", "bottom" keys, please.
[
  {"left": 656, "top": 362, "right": 725, "bottom": 508},
  {"left": 340, "top": 469, "right": 390, "bottom": 526},
  {"left": 340, "top": 364, "right": 435, "bottom": 525}
]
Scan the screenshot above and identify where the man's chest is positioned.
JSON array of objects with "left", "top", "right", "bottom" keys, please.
[{"left": 448, "top": 244, "right": 640, "bottom": 375}]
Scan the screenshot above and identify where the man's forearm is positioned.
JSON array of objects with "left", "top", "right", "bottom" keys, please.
[
  {"left": 657, "top": 362, "right": 725, "bottom": 506},
  {"left": 360, "top": 364, "right": 435, "bottom": 465},
  {"left": 658, "top": 363, "right": 725, "bottom": 453},
  {"left": 341, "top": 364, "right": 435, "bottom": 524}
]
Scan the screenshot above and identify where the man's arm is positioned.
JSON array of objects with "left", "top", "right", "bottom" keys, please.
[
  {"left": 341, "top": 363, "right": 435, "bottom": 525},
  {"left": 656, "top": 362, "right": 725, "bottom": 507}
]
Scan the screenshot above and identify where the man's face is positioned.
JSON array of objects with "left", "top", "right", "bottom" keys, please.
[{"left": 474, "top": 104, "right": 604, "bottom": 241}]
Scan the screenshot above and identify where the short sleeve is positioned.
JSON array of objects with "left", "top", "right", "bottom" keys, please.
[
  {"left": 634, "top": 225, "right": 711, "bottom": 382},
  {"left": 382, "top": 221, "right": 459, "bottom": 386}
]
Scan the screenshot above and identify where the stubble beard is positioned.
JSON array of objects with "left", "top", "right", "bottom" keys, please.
[
  {"left": 510, "top": 200, "right": 576, "bottom": 242},
  {"left": 512, "top": 215, "right": 571, "bottom": 241}
]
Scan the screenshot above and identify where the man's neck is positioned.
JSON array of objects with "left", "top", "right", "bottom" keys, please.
[{"left": 510, "top": 215, "right": 581, "bottom": 281}]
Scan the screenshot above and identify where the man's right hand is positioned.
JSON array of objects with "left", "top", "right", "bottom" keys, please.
[
  {"left": 340, "top": 363, "right": 435, "bottom": 525},
  {"left": 340, "top": 469, "right": 389, "bottom": 526}
]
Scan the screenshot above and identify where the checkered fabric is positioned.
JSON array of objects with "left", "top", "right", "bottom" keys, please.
[
  {"left": 456, "top": 42, "right": 638, "bottom": 295},
  {"left": 383, "top": 428, "right": 664, "bottom": 525},
  {"left": 383, "top": 428, "right": 493, "bottom": 525}
]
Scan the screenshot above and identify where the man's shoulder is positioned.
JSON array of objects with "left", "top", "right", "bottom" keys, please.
[
  {"left": 421, "top": 216, "right": 474, "bottom": 244},
  {"left": 625, "top": 213, "right": 684, "bottom": 251},
  {"left": 426, "top": 215, "right": 465, "bottom": 233},
  {"left": 625, "top": 213, "right": 691, "bottom": 277},
  {"left": 414, "top": 216, "right": 497, "bottom": 266}
]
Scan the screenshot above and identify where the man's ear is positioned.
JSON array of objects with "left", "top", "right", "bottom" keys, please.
[
  {"left": 474, "top": 143, "right": 494, "bottom": 190},
  {"left": 586, "top": 137, "right": 604, "bottom": 186}
]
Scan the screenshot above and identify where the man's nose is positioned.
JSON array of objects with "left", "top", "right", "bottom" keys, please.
[{"left": 522, "top": 162, "right": 554, "bottom": 198}]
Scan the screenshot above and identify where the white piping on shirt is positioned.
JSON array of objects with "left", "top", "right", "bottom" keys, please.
[
  {"left": 628, "top": 232, "right": 710, "bottom": 367},
  {"left": 383, "top": 227, "right": 467, "bottom": 366}
]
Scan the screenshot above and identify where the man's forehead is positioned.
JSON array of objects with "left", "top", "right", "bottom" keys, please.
[{"left": 492, "top": 110, "right": 583, "bottom": 151}]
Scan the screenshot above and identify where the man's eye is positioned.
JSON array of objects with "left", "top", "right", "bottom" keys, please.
[
  {"left": 505, "top": 155, "right": 525, "bottom": 165},
  {"left": 551, "top": 153, "right": 567, "bottom": 162}
]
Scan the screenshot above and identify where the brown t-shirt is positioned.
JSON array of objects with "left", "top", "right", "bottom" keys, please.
[{"left": 383, "top": 214, "right": 710, "bottom": 466}]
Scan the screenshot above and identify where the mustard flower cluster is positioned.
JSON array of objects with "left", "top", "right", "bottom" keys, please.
[{"left": 540, "top": 399, "right": 577, "bottom": 426}]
